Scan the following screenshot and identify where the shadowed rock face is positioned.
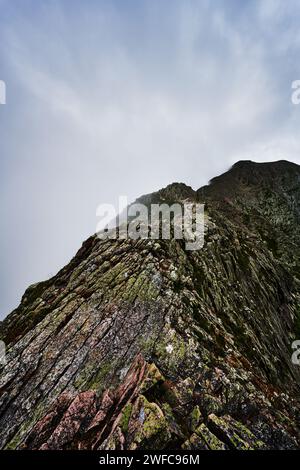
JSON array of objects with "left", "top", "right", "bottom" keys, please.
[{"left": 1, "top": 160, "right": 300, "bottom": 450}]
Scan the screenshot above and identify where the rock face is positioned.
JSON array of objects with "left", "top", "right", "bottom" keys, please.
[{"left": 1, "top": 160, "right": 300, "bottom": 450}]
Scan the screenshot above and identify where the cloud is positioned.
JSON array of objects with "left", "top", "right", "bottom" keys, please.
[{"left": 0, "top": 0, "right": 300, "bottom": 317}]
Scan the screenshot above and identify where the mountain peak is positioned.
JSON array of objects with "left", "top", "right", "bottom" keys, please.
[
  {"left": 198, "top": 159, "right": 300, "bottom": 200},
  {"left": 232, "top": 159, "right": 300, "bottom": 172},
  {"left": 1, "top": 160, "right": 300, "bottom": 450}
]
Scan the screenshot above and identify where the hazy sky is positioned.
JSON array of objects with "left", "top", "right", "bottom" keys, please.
[{"left": 1, "top": 0, "right": 300, "bottom": 318}]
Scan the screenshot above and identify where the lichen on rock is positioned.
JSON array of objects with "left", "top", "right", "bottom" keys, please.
[{"left": 1, "top": 161, "right": 300, "bottom": 450}]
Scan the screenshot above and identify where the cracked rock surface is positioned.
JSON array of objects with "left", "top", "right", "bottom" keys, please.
[{"left": 1, "top": 160, "right": 300, "bottom": 450}]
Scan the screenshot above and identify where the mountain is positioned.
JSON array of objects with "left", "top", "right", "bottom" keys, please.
[{"left": 1, "top": 160, "right": 300, "bottom": 450}]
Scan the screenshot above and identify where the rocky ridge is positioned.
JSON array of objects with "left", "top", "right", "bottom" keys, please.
[{"left": 0, "top": 160, "right": 300, "bottom": 450}]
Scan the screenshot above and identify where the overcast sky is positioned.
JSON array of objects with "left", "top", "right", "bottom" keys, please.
[{"left": 1, "top": 0, "right": 300, "bottom": 319}]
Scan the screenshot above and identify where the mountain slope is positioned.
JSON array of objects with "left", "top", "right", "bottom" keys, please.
[{"left": 1, "top": 160, "right": 300, "bottom": 450}]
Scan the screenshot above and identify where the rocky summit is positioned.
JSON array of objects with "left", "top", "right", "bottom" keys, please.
[{"left": 1, "top": 160, "right": 300, "bottom": 450}]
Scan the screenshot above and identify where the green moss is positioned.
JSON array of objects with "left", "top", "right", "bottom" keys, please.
[
  {"left": 129, "top": 395, "right": 171, "bottom": 449},
  {"left": 4, "top": 401, "right": 46, "bottom": 449},
  {"left": 140, "top": 398, "right": 166, "bottom": 435},
  {"left": 190, "top": 405, "right": 202, "bottom": 432},
  {"left": 121, "top": 272, "right": 160, "bottom": 302},
  {"left": 5, "top": 434, "right": 22, "bottom": 450},
  {"left": 140, "top": 363, "right": 165, "bottom": 395},
  {"left": 153, "top": 333, "right": 187, "bottom": 371},
  {"left": 120, "top": 403, "right": 133, "bottom": 433},
  {"left": 195, "top": 423, "right": 226, "bottom": 450},
  {"left": 83, "top": 360, "right": 115, "bottom": 392},
  {"left": 207, "top": 414, "right": 261, "bottom": 450}
]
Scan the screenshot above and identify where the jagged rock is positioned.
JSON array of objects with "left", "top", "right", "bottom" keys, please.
[
  {"left": 1, "top": 160, "right": 300, "bottom": 450},
  {"left": 183, "top": 423, "right": 227, "bottom": 450}
]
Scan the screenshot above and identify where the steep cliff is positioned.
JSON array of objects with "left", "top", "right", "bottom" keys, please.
[{"left": 1, "top": 160, "right": 300, "bottom": 450}]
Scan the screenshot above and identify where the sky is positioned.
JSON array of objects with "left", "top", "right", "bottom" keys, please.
[{"left": 1, "top": 0, "right": 300, "bottom": 319}]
